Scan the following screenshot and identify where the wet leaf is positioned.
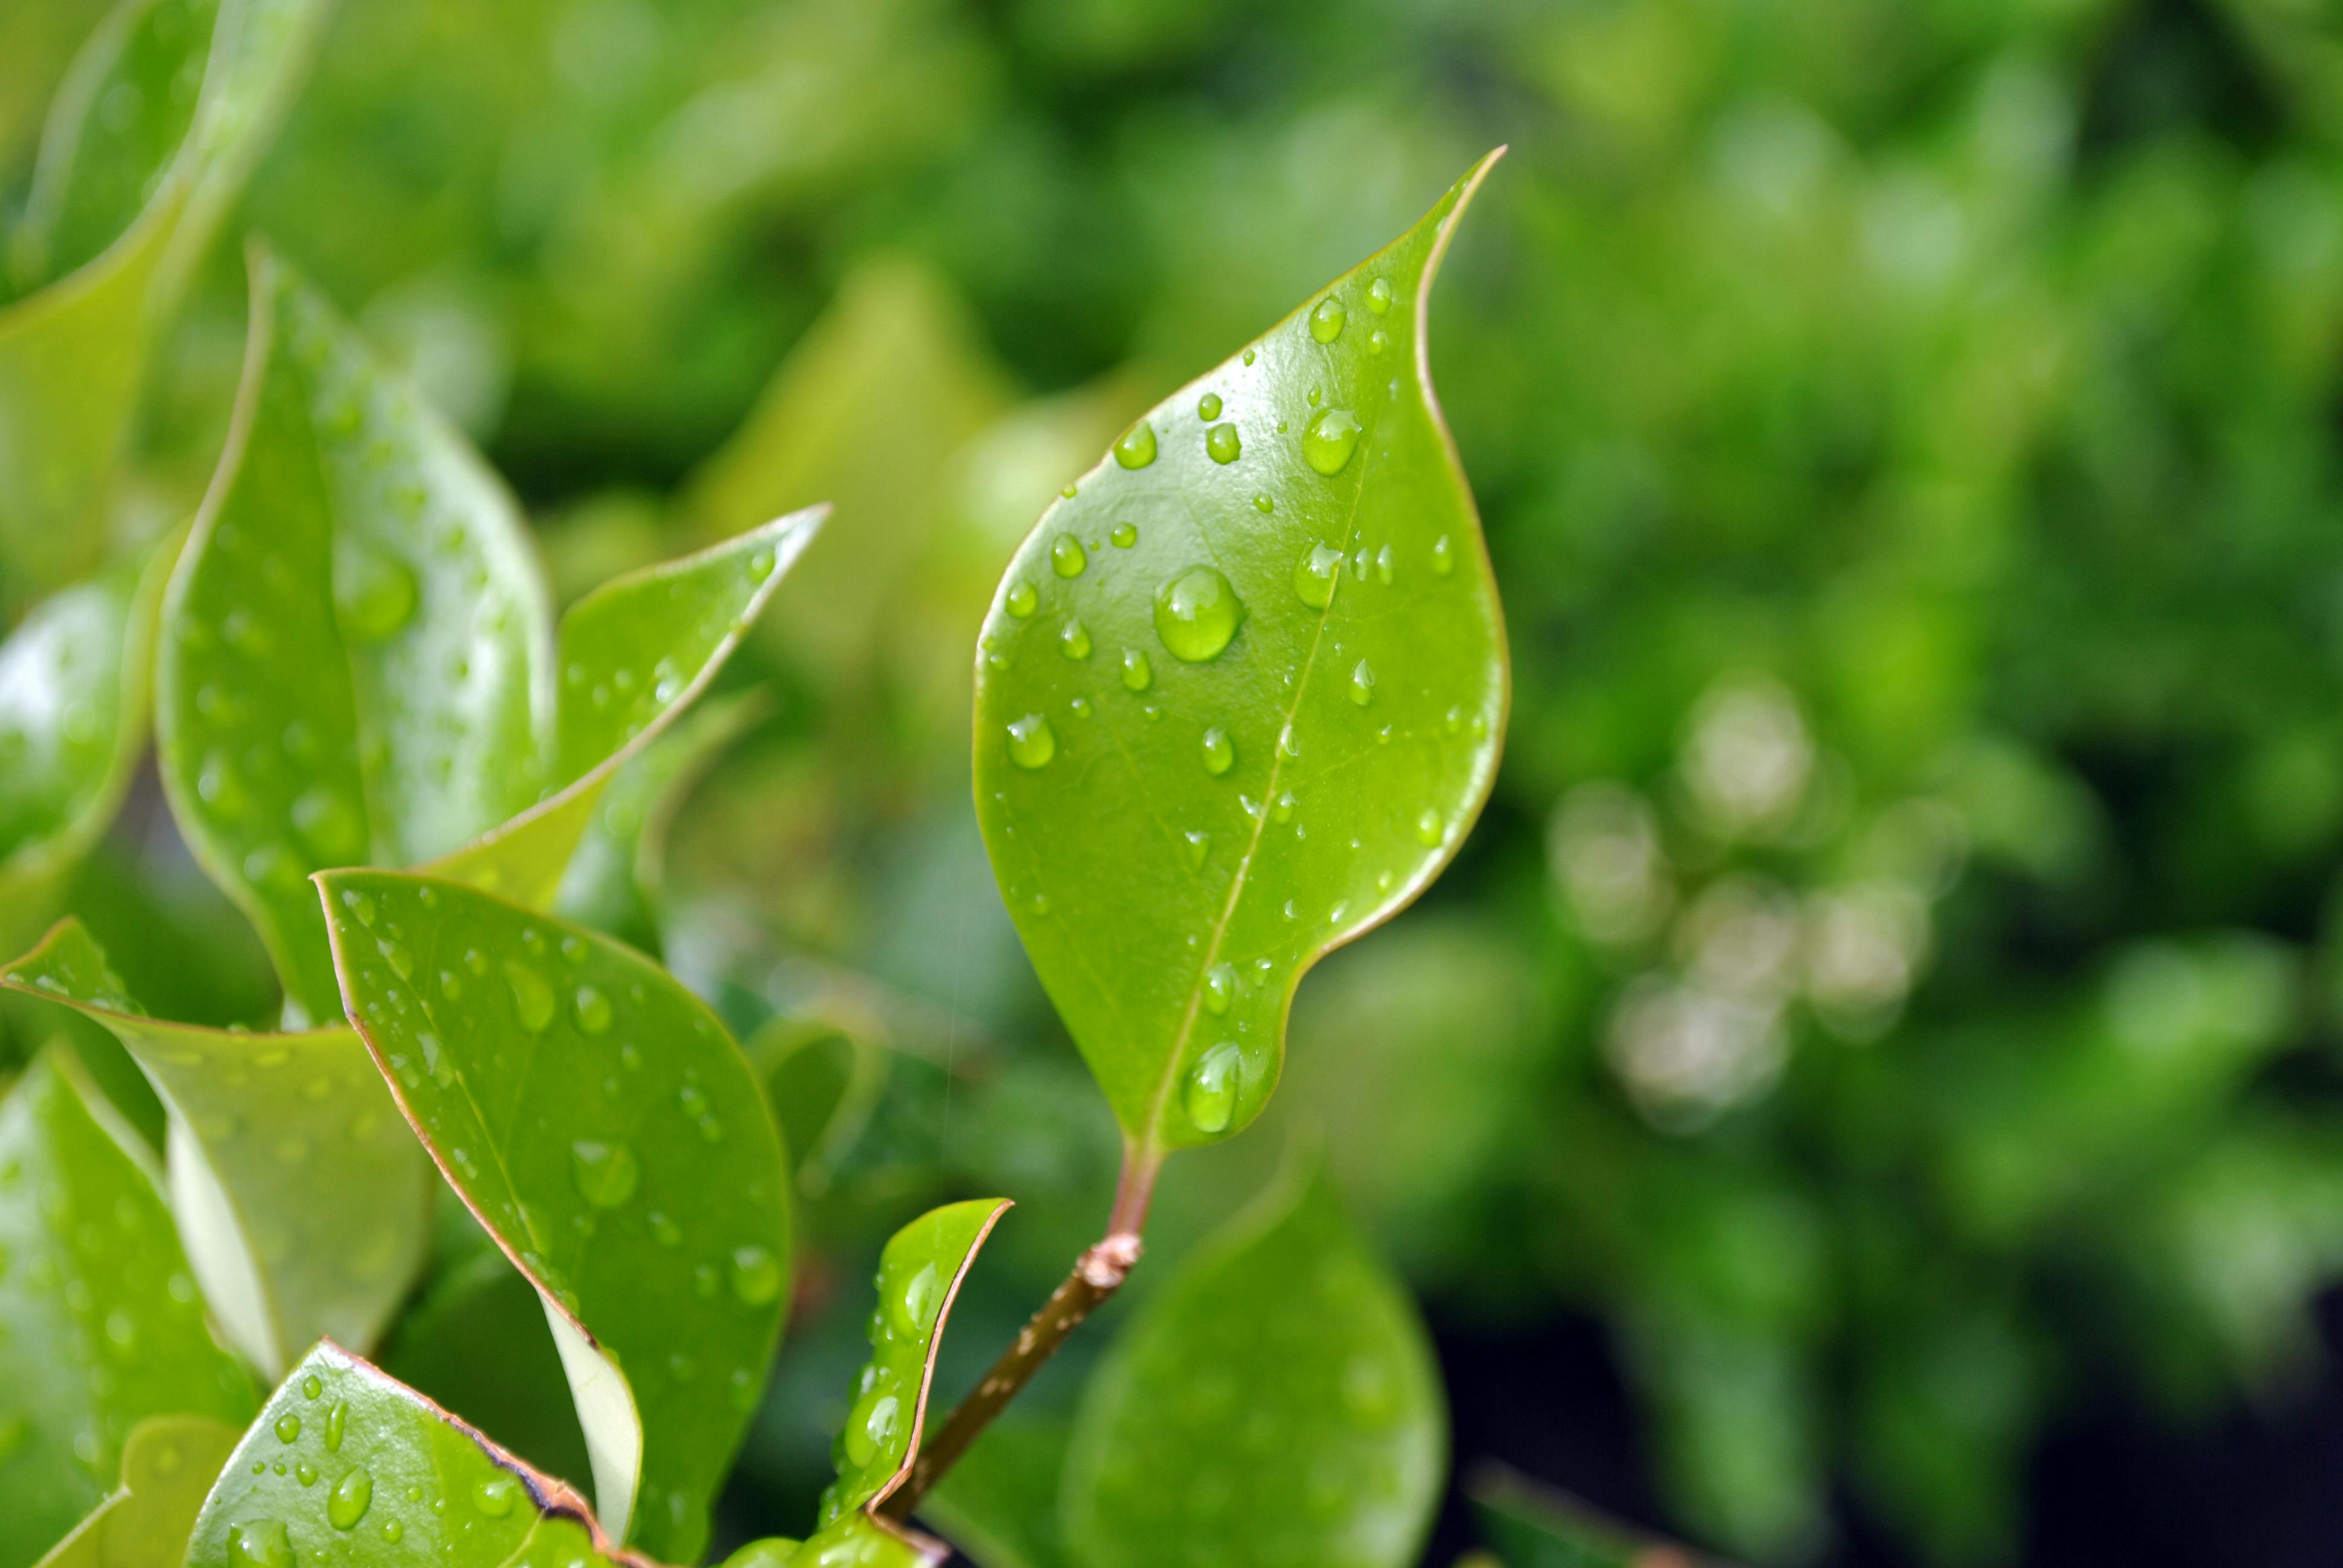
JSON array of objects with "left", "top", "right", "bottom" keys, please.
[
  {"left": 0, "top": 0, "right": 329, "bottom": 597},
  {"left": 723, "top": 1514, "right": 946, "bottom": 1568},
  {"left": 316, "top": 869, "right": 792, "bottom": 1563},
  {"left": 0, "top": 1049, "right": 256, "bottom": 1568},
  {"left": 816, "top": 1198, "right": 1011, "bottom": 1529},
  {"left": 1, "top": 920, "right": 434, "bottom": 1380},
  {"left": 34, "top": 1416, "right": 242, "bottom": 1568},
  {"left": 970, "top": 151, "right": 1508, "bottom": 1154},
  {"left": 184, "top": 1341, "right": 648, "bottom": 1568},
  {"left": 0, "top": 539, "right": 172, "bottom": 959},
  {"left": 918, "top": 1420, "right": 1069, "bottom": 1568},
  {"left": 158, "top": 246, "right": 817, "bottom": 1021},
  {"left": 1061, "top": 1166, "right": 1444, "bottom": 1568}
]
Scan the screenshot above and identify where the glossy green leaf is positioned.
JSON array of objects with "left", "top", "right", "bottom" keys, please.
[
  {"left": 159, "top": 246, "right": 818, "bottom": 1021},
  {"left": 1061, "top": 1166, "right": 1445, "bottom": 1568},
  {"left": 1470, "top": 1467, "right": 1723, "bottom": 1568},
  {"left": 919, "top": 1420, "right": 1069, "bottom": 1568},
  {"left": 185, "top": 1341, "right": 645, "bottom": 1568},
  {"left": 0, "top": 0, "right": 328, "bottom": 597},
  {"left": 723, "top": 1514, "right": 946, "bottom": 1568},
  {"left": 970, "top": 151, "right": 1507, "bottom": 1154},
  {"left": 0, "top": 538, "right": 172, "bottom": 959},
  {"left": 316, "top": 869, "right": 792, "bottom": 1563},
  {"left": 1, "top": 921, "right": 434, "bottom": 1379},
  {"left": 0, "top": 1049, "right": 256, "bottom": 1568},
  {"left": 34, "top": 1416, "right": 242, "bottom": 1568},
  {"left": 816, "top": 1197, "right": 1010, "bottom": 1528}
]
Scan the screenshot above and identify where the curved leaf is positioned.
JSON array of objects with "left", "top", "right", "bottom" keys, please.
[
  {"left": 316, "top": 869, "right": 791, "bottom": 1563},
  {"left": 0, "top": 1049, "right": 256, "bottom": 1568},
  {"left": 0, "top": 538, "right": 172, "bottom": 958},
  {"left": 817, "top": 1198, "right": 1011, "bottom": 1529},
  {"left": 185, "top": 1341, "right": 650, "bottom": 1568},
  {"left": 34, "top": 1416, "right": 243, "bottom": 1568},
  {"left": 1061, "top": 1166, "right": 1445, "bottom": 1568},
  {"left": 1, "top": 920, "right": 433, "bottom": 1379},
  {"left": 0, "top": 0, "right": 329, "bottom": 597},
  {"left": 970, "top": 150, "right": 1508, "bottom": 1154}
]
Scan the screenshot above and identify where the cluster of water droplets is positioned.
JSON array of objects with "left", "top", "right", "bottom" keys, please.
[{"left": 816, "top": 1243, "right": 951, "bottom": 1526}]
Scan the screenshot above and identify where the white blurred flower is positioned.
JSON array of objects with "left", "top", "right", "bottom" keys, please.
[
  {"left": 1548, "top": 783, "right": 1673, "bottom": 944},
  {"left": 1680, "top": 678, "right": 1812, "bottom": 837},
  {"left": 1803, "top": 882, "right": 1930, "bottom": 1039},
  {"left": 1608, "top": 975, "right": 1788, "bottom": 1131}
]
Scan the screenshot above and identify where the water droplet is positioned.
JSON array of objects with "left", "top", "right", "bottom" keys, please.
[
  {"left": 328, "top": 1466, "right": 373, "bottom": 1530},
  {"left": 1253, "top": 494, "right": 1274, "bottom": 514},
  {"left": 844, "top": 1387, "right": 902, "bottom": 1470},
  {"left": 1050, "top": 535, "right": 1087, "bottom": 578},
  {"left": 724, "top": 1244, "right": 782, "bottom": 1307},
  {"left": 1110, "top": 523, "right": 1137, "bottom": 547},
  {"left": 1367, "top": 276, "right": 1395, "bottom": 315},
  {"left": 1243, "top": 348, "right": 1257, "bottom": 366},
  {"left": 573, "top": 986, "right": 612, "bottom": 1033},
  {"left": 1375, "top": 543, "right": 1395, "bottom": 584},
  {"left": 379, "top": 942, "right": 414, "bottom": 981},
  {"left": 1059, "top": 618, "right": 1092, "bottom": 660},
  {"left": 302, "top": 1375, "right": 322, "bottom": 1400},
  {"left": 1185, "top": 829, "right": 1210, "bottom": 866},
  {"left": 380, "top": 1521, "right": 402, "bottom": 1544},
  {"left": 1203, "top": 964, "right": 1236, "bottom": 1014},
  {"left": 1308, "top": 296, "right": 1347, "bottom": 343},
  {"left": 1154, "top": 567, "right": 1242, "bottom": 662},
  {"left": 1007, "top": 714, "right": 1057, "bottom": 769},
  {"left": 1201, "top": 728, "right": 1234, "bottom": 776},
  {"left": 1113, "top": 422, "right": 1157, "bottom": 469},
  {"left": 1120, "top": 648, "right": 1153, "bottom": 691},
  {"left": 1277, "top": 724, "right": 1301, "bottom": 759},
  {"left": 473, "top": 1475, "right": 517, "bottom": 1517},
  {"left": 1061, "top": 482, "right": 1078, "bottom": 498},
  {"left": 333, "top": 543, "right": 418, "bottom": 640},
  {"left": 341, "top": 890, "right": 376, "bottom": 927},
  {"left": 1184, "top": 1044, "right": 1242, "bottom": 1133},
  {"left": 1302, "top": 408, "right": 1364, "bottom": 476},
  {"left": 323, "top": 1401, "right": 346, "bottom": 1451},
  {"left": 1205, "top": 423, "right": 1241, "bottom": 465},
  {"left": 226, "top": 1521, "right": 293, "bottom": 1568},
  {"left": 1415, "top": 808, "right": 1444, "bottom": 846},
  {"left": 1198, "top": 392, "right": 1223, "bottom": 420},
  {"left": 569, "top": 1141, "right": 639, "bottom": 1208},
  {"left": 274, "top": 1414, "right": 301, "bottom": 1443},
  {"left": 507, "top": 964, "right": 555, "bottom": 1033},
  {"left": 1293, "top": 543, "right": 1344, "bottom": 609},
  {"left": 1367, "top": 328, "right": 1390, "bottom": 356},
  {"left": 1070, "top": 695, "right": 1092, "bottom": 719},
  {"left": 1432, "top": 534, "right": 1454, "bottom": 575},
  {"left": 1004, "top": 581, "right": 1037, "bottom": 618},
  {"left": 1349, "top": 660, "right": 1375, "bottom": 705},
  {"left": 1273, "top": 791, "right": 1297, "bottom": 823}
]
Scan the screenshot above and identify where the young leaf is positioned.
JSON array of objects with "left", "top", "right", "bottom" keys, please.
[
  {"left": 0, "top": 539, "right": 172, "bottom": 958},
  {"left": 34, "top": 1416, "right": 242, "bottom": 1568},
  {"left": 0, "top": 1050, "right": 256, "bottom": 1568},
  {"left": 817, "top": 1198, "right": 1011, "bottom": 1529},
  {"left": 970, "top": 151, "right": 1508, "bottom": 1155},
  {"left": 184, "top": 1341, "right": 650, "bottom": 1568},
  {"left": 1061, "top": 1166, "right": 1446, "bottom": 1568},
  {"left": 159, "top": 246, "right": 817, "bottom": 1021},
  {"left": 316, "top": 870, "right": 792, "bottom": 1563},
  {"left": 0, "top": 0, "right": 329, "bottom": 597},
  {"left": 919, "top": 1420, "right": 1070, "bottom": 1568},
  {"left": 1, "top": 921, "right": 434, "bottom": 1379}
]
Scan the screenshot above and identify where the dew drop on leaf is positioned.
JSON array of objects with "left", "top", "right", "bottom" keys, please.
[
  {"left": 1350, "top": 660, "right": 1376, "bottom": 705},
  {"left": 572, "top": 985, "right": 612, "bottom": 1034},
  {"left": 1431, "top": 534, "right": 1453, "bottom": 575},
  {"left": 1293, "top": 543, "right": 1343, "bottom": 609},
  {"left": 1198, "top": 392, "right": 1222, "bottom": 420},
  {"left": 1005, "top": 581, "right": 1037, "bottom": 618},
  {"left": 1415, "top": 809, "right": 1444, "bottom": 846},
  {"left": 1184, "top": 1044, "right": 1242, "bottom": 1134},
  {"left": 327, "top": 1466, "right": 373, "bottom": 1530},
  {"left": 473, "top": 1475, "right": 517, "bottom": 1516},
  {"left": 1302, "top": 408, "right": 1364, "bottom": 476},
  {"left": 1201, "top": 728, "right": 1234, "bottom": 777},
  {"left": 569, "top": 1140, "right": 640, "bottom": 1208},
  {"left": 1113, "top": 422, "right": 1157, "bottom": 469},
  {"left": 1367, "top": 276, "right": 1395, "bottom": 315},
  {"left": 890, "top": 1261, "right": 940, "bottom": 1339},
  {"left": 1203, "top": 963, "right": 1236, "bottom": 1015},
  {"left": 1007, "top": 714, "right": 1056, "bottom": 770},
  {"left": 1060, "top": 618, "right": 1092, "bottom": 661},
  {"left": 1154, "top": 567, "right": 1242, "bottom": 662},
  {"left": 1051, "top": 535, "right": 1087, "bottom": 578},
  {"left": 845, "top": 1386, "right": 902, "bottom": 1469},
  {"left": 275, "top": 1414, "right": 301, "bottom": 1443},
  {"left": 1120, "top": 648, "right": 1153, "bottom": 691},
  {"left": 226, "top": 1521, "right": 293, "bottom": 1568},
  {"left": 1185, "top": 829, "right": 1209, "bottom": 866},
  {"left": 332, "top": 542, "right": 419, "bottom": 640},
  {"left": 506, "top": 964, "right": 555, "bottom": 1033},
  {"left": 1308, "top": 296, "right": 1348, "bottom": 343},
  {"left": 1205, "top": 423, "right": 1242, "bottom": 465},
  {"left": 1111, "top": 523, "right": 1138, "bottom": 547},
  {"left": 324, "top": 1400, "right": 346, "bottom": 1451},
  {"left": 729, "top": 1244, "right": 783, "bottom": 1306}
]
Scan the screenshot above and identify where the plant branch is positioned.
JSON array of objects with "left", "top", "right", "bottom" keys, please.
[{"left": 881, "top": 1145, "right": 1162, "bottom": 1516}]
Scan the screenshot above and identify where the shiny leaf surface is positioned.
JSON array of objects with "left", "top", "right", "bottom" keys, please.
[
  {"left": 1, "top": 921, "right": 433, "bottom": 1379},
  {"left": 971, "top": 151, "right": 1507, "bottom": 1153},
  {"left": 33, "top": 1416, "right": 242, "bottom": 1568},
  {"left": 1061, "top": 1167, "right": 1444, "bottom": 1568},
  {"left": 318, "top": 869, "right": 791, "bottom": 1562},
  {"left": 0, "top": 1050, "right": 255, "bottom": 1568},
  {"left": 185, "top": 1341, "right": 647, "bottom": 1568}
]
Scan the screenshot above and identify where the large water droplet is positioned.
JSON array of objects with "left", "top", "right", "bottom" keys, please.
[
  {"left": 844, "top": 1387, "right": 901, "bottom": 1470},
  {"left": 1120, "top": 649, "right": 1153, "bottom": 691},
  {"left": 473, "top": 1475, "right": 517, "bottom": 1517},
  {"left": 1350, "top": 660, "right": 1376, "bottom": 705},
  {"left": 1308, "top": 296, "right": 1347, "bottom": 343},
  {"left": 1367, "top": 276, "right": 1395, "bottom": 316},
  {"left": 507, "top": 964, "right": 555, "bottom": 1033},
  {"left": 226, "top": 1521, "right": 294, "bottom": 1568},
  {"left": 1111, "top": 523, "right": 1138, "bottom": 547},
  {"left": 1154, "top": 567, "right": 1242, "bottom": 662},
  {"left": 569, "top": 1140, "right": 639, "bottom": 1208},
  {"left": 1004, "top": 581, "right": 1037, "bottom": 619},
  {"left": 327, "top": 1467, "right": 373, "bottom": 1530},
  {"left": 573, "top": 986, "right": 612, "bottom": 1034},
  {"left": 1415, "top": 808, "right": 1444, "bottom": 846},
  {"left": 1201, "top": 728, "right": 1234, "bottom": 776},
  {"left": 1184, "top": 1044, "right": 1242, "bottom": 1133},
  {"left": 275, "top": 1414, "right": 301, "bottom": 1443},
  {"left": 323, "top": 1401, "right": 346, "bottom": 1452},
  {"left": 1050, "top": 535, "right": 1087, "bottom": 578},
  {"left": 1205, "top": 423, "right": 1241, "bottom": 465},
  {"left": 891, "top": 1261, "right": 941, "bottom": 1339},
  {"left": 730, "top": 1244, "right": 783, "bottom": 1306},
  {"left": 333, "top": 543, "right": 418, "bottom": 641},
  {"left": 1302, "top": 409, "right": 1364, "bottom": 476},
  {"left": 1203, "top": 964, "right": 1236, "bottom": 1015},
  {"left": 1059, "top": 618, "right": 1092, "bottom": 661},
  {"left": 1293, "top": 543, "right": 1343, "bottom": 609},
  {"left": 1113, "top": 422, "right": 1157, "bottom": 469},
  {"left": 1431, "top": 534, "right": 1454, "bottom": 575},
  {"left": 1007, "top": 714, "right": 1056, "bottom": 770}
]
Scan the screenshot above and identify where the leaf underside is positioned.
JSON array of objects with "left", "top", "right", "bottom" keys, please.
[{"left": 971, "top": 149, "right": 1508, "bottom": 1154}]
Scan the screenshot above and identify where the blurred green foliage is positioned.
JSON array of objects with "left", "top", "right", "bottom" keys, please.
[{"left": 13, "top": 0, "right": 2343, "bottom": 1564}]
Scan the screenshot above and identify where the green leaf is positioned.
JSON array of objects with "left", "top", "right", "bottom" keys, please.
[
  {"left": 1470, "top": 1467, "right": 1724, "bottom": 1568},
  {"left": 34, "top": 1416, "right": 243, "bottom": 1568},
  {"left": 918, "top": 1420, "right": 1069, "bottom": 1568},
  {"left": 743, "top": 1008, "right": 891, "bottom": 1192},
  {"left": 0, "top": 1048, "right": 256, "bottom": 1568},
  {"left": 1061, "top": 1165, "right": 1445, "bottom": 1568},
  {"left": 185, "top": 1342, "right": 644, "bottom": 1568},
  {"left": 158, "top": 246, "right": 818, "bottom": 1021},
  {"left": 0, "top": 920, "right": 434, "bottom": 1379},
  {"left": 723, "top": 1515, "right": 946, "bottom": 1568},
  {"left": 816, "top": 1197, "right": 1011, "bottom": 1529},
  {"left": 316, "top": 869, "right": 792, "bottom": 1563},
  {"left": 0, "top": 538, "right": 173, "bottom": 959},
  {"left": 970, "top": 150, "right": 1508, "bottom": 1154},
  {"left": 0, "top": 0, "right": 329, "bottom": 597}
]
